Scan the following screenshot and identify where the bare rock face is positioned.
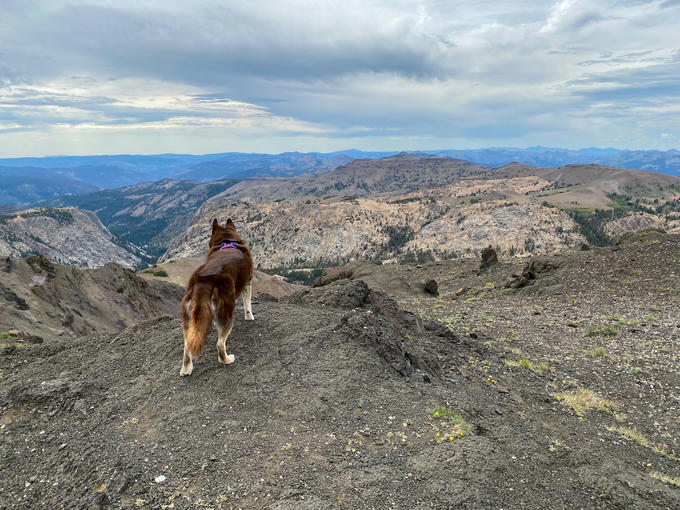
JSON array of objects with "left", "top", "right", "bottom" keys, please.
[
  {"left": 161, "top": 193, "right": 584, "bottom": 270},
  {"left": 604, "top": 213, "right": 663, "bottom": 240},
  {"left": 0, "top": 207, "right": 141, "bottom": 268}
]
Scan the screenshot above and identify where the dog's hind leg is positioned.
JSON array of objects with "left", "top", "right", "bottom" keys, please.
[
  {"left": 181, "top": 343, "right": 193, "bottom": 376},
  {"left": 180, "top": 295, "right": 193, "bottom": 376},
  {"left": 243, "top": 281, "right": 254, "bottom": 321},
  {"left": 216, "top": 287, "right": 236, "bottom": 365},
  {"left": 216, "top": 315, "right": 235, "bottom": 365}
]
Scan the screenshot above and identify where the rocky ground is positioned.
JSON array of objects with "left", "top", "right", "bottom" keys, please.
[{"left": 0, "top": 230, "right": 679, "bottom": 509}]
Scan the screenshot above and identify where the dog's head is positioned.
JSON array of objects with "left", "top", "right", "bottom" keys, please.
[{"left": 209, "top": 218, "right": 243, "bottom": 248}]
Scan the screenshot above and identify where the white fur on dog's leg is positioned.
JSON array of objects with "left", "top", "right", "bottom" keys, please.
[
  {"left": 180, "top": 360, "right": 193, "bottom": 376},
  {"left": 217, "top": 353, "right": 235, "bottom": 364},
  {"left": 180, "top": 350, "right": 193, "bottom": 376},
  {"left": 243, "top": 282, "right": 254, "bottom": 320}
]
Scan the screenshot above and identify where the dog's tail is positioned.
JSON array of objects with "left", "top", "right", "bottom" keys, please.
[{"left": 185, "top": 282, "right": 213, "bottom": 358}]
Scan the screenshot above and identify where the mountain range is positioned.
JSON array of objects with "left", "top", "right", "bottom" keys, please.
[
  {"left": 161, "top": 155, "right": 680, "bottom": 274},
  {"left": 1, "top": 153, "right": 679, "bottom": 274},
  {"left": 1, "top": 148, "right": 679, "bottom": 206}
]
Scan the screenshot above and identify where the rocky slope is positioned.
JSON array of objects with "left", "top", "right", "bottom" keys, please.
[
  {"left": 161, "top": 181, "right": 585, "bottom": 270},
  {"left": 38, "top": 179, "right": 239, "bottom": 260},
  {"left": 1, "top": 233, "right": 679, "bottom": 508},
  {"left": 162, "top": 155, "right": 680, "bottom": 271},
  {"left": 0, "top": 207, "right": 142, "bottom": 268},
  {"left": 0, "top": 255, "right": 184, "bottom": 344}
]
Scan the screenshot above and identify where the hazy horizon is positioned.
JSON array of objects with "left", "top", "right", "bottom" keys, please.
[{"left": 2, "top": 145, "right": 679, "bottom": 162}]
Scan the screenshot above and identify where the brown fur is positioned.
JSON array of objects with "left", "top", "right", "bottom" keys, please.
[{"left": 180, "top": 218, "right": 254, "bottom": 376}]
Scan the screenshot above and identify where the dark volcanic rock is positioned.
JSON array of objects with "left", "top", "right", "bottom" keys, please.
[
  {"left": 422, "top": 278, "right": 439, "bottom": 296},
  {"left": 2, "top": 235, "right": 680, "bottom": 510},
  {"left": 285, "top": 279, "right": 372, "bottom": 309},
  {"left": 479, "top": 246, "right": 498, "bottom": 270},
  {"left": 504, "top": 256, "right": 562, "bottom": 289}
]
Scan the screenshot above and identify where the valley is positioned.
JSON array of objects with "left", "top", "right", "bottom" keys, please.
[{"left": 38, "top": 178, "right": 239, "bottom": 261}]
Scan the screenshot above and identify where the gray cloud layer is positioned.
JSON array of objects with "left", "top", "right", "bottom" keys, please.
[{"left": 1, "top": 0, "right": 679, "bottom": 155}]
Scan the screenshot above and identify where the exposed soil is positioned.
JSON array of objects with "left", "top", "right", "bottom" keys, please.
[{"left": 1, "top": 231, "right": 679, "bottom": 509}]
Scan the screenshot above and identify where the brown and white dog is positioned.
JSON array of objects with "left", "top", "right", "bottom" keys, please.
[{"left": 180, "top": 218, "right": 254, "bottom": 376}]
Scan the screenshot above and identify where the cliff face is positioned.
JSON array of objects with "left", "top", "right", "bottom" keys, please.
[
  {"left": 0, "top": 206, "right": 141, "bottom": 268},
  {"left": 161, "top": 183, "right": 584, "bottom": 270}
]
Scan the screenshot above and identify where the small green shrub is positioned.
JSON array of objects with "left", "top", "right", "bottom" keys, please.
[
  {"left": 152, "top": 270, "right": 169, "bottom": 277},
  {"left": 505, "top": 357, "right": 551, "bottom": 373},
  {"left": 586, "top": 325, "right": 618, "bottom": 338},
  {"left": 430, "top": 407, "right": 474, "bottom": 442}
]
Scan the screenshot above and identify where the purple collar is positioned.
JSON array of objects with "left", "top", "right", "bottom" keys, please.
[{"left": 218, "top": 241, "right": 239, "bottom": 251}]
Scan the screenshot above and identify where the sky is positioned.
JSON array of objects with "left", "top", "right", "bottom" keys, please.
[{"left": 1, "top": 0, "right": 679, "bottom": 157}]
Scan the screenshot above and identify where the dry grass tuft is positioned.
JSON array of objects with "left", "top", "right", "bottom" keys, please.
[
  {"left": 607, "top": 426, "right": 679, "bottom": 461},
  {"left": 505, "top": 357, "right": 551, "bottom": 373},
  {"left": 650, "top": 472, "right": 680, "bottom": 487},
  {"left": 556, "top": 387, "right": 616, "bottom": 416}
]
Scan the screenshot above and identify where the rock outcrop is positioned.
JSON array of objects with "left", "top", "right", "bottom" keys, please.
[{"left": 0, "top": 207, "right": 141, "bottom": 268}]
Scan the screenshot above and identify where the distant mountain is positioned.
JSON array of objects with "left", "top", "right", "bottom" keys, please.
[
  {"left": 0, "top": 169, "right": 98, "bottom": 206},
  {"left": 0, "top": 155, "right": 204, "bottom": 191},
  {"left": 429, "top": 148, "right": 680, "bottom": 176},
  {"left": 173, "top": 151, "right": 354, "bottom": 181},
  {"left": 36, "top": 178, "right": 239, "bottom": 259},
  {"left": 1, "top": 148, "right": 677, "bottom": 205},
  {"left": 206, "top": 153, "right": 486, "bottom": 205}
]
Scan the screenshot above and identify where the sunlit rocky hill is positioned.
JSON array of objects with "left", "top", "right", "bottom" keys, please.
[
  {"left": 161, "top": 154, "right": 680, "bottom": 276},
  {"left": 0, "top": 207, "right": 143, "bottom": 268}
]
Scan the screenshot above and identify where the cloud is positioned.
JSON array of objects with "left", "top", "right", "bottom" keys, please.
[{"left": 0, "top": 0, "right": 679, "bottom": 155}]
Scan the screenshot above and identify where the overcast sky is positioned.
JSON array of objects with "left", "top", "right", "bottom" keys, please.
[{"left": 1, "top": 0, "right": 679, "bottom": 156}]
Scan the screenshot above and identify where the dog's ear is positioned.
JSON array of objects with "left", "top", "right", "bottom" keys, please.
[
  {"left": 226, "top": 218, "right": 235, "bottom": 227},
  {"left": 212, "top": 219, "right": 219, "bottom": 232}
]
